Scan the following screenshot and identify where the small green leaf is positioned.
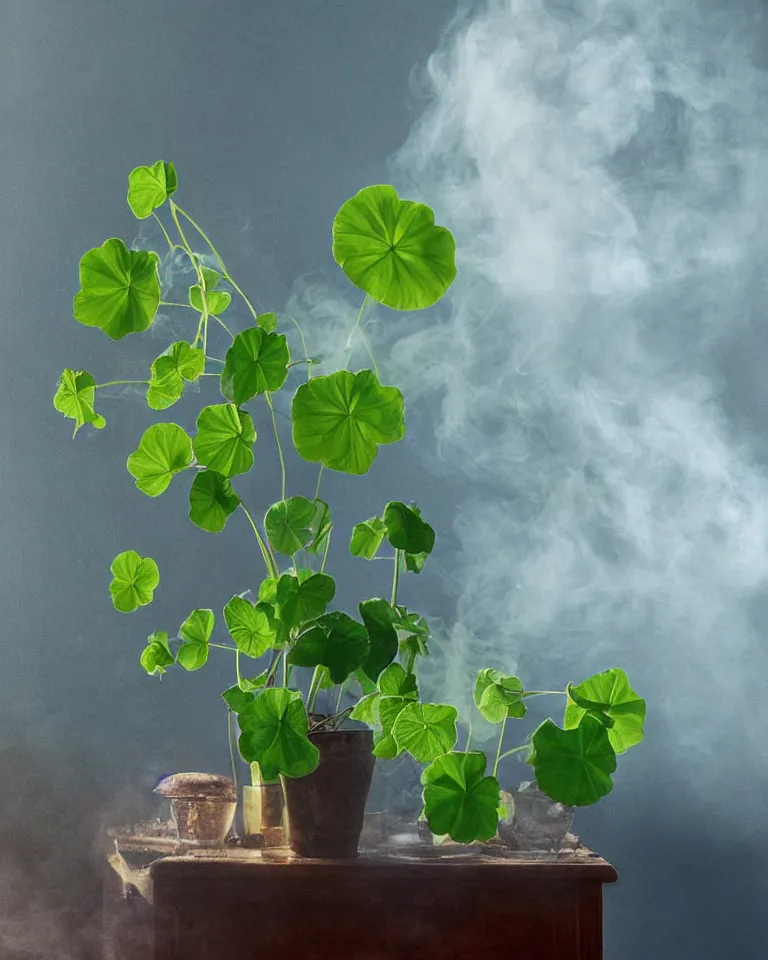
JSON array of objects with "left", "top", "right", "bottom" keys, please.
[
  {"left": 528, "top": 716, "right": 617, "bottom": 807},
  {"left": 288, "top": 611, "right": 369, "bottom": 684},
  {"left": 383, "top": 502, "right": 435, "bottom": 555},
  {"left": 189, "top": 470, "right": 240, "bottom": 533},
  {"left": 275, "top": 572, "right": 336, "bottom": 630},
  {"left": 291, "top": 370, "right": 404, "bottom": 475},
  {"left": 147, "top": 341, "right": 205, "bottom": 411},
  {"left": 237, "top": 688, "right": 320, "bottom": 781},
  {"left": 421, "top": 751, "right": 500, "bottom": 844},
  {"left": 373, "top": 696, "right": 410, "bottom": 759},
  {"left": 358, "top": 598, "right": 398, "bottom": 682},
  {"left": 240, "top": 670, "right": 270, "bottom": 692},
  {"left": 110, "top": 550, "right": 159, "bottom": 613},
  {"left": 54, "top": 369, "right": 106, "bottom": 436},
  {"left": 220, "top": 328, "right": 290, "bottom": 404},
  {"left": 74, "top": 238, "right": 160, "bottom": 340},
  {"left": 193, "top": 403, "right": 256, "bottom": 478},
  {"left": 222, "top": 684, "right": 255, "bottom": 713},
  {"left": 223, "top": 596, "right": 277, "bottom": 658},
  {"left": 332, "top": 184, "right": 456, "bottom": 311},
  {"left": 474, "top": 669, "right": 527, "bottom": 724},
  {"left": 393, "top": 702, "right": 458, "bottom": 763},
  {"left": 176, "top": 608, "right": 214, "bottom": 671},
  {"left": 349, "top": 517, "right": 386, "bottom": 559},
  {"left": 127, "top": 160, "right": 178, "bottom": 219},
  {"left": 189, "top": 283, "right": 232, "bottom": 316},
  {"left": 264, "top": 497, "right": 317, "bottom": 555},
  {"left": 563, "top": 668, "right": 646, "bottom": 755},
  {"left": 140, "top": 630, "right": 174, "bottom": 676},
  {"left": 377, "top": 662, "right": 418, "bottom": 698},
  {"left": 257, "top": 312, "right": 278, "bottom": 332},
  {"left": 127, "top": 423, "right": 193, "bottom": 496},
  {"left": 257, "top": 577, "right": 279, "bottom": 604},
  {"left": 404, "top": 551, "right": 428, "bottom": 574}
]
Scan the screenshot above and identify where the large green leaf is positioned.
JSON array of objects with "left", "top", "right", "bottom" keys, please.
[
  {"left": 220, "top": 328, "right": 290, "bottom": 404},
  {"left": 392, "top": 702, "right": 457, "bottom": 762},
  {"left": 237, "top": 688, "right": 320, "bottom": 781},
  {"left": 288, "top": 611, "right": 368, "bottom": 684},
  {"left": 54, "top": 369, "right": 106, "bottom": 437},
  {"left": 528, "top": 716, "right": 617, "bottom": 807},
  {"left": 193, "top": 404, "right": 256, "bottom": 478},
  {"left": 563, "top": 668, "right": 646, "bottom": 755},
  {"left": 140, "top": 630, "right": 174, "bottom": 676},
  {"left": 275, "top": 572, "right": 336, "bottom": 630},
  {"left": 189, "top": 470, "right": 240, "bottom": 533},
  {"left": 383, "top": 502, "right": 435, "bottom": 555},
  {"left": 127, "top": 160, "right": 178, "bottom": 219},
  {"left": 474, "top": 669, "right": 527, "bottom": 724},
  {"left": 73, "top": 238, "right": 160, "bottom": 340},
  {"left": 349, "top": 516, "right": 386, "bottom": 559},
  {"left": 358, "top": 598, "right": 398, "bottom": 682},
  {"left": 421, "top": 751, "right": 500, "bottom": 844},
  {"left": 109, "top": 550, "right": 159, "bottom": 613},
  {"left": 291, "top": 370, "right": 404, "bottom": 475},
  {"left": 127, "top": 423, "right": 193, "bottom": 496},
  {"left": 332, "top": 184, "right": 456, "bottom": 311},
  {"left": 264, "top": 497, "right": 316, "bottom": 555},
  {"left": 147, "top": 341, "right": 205, "bottom": 411},
  {"left": 176, "top": 608, "right": 214, "bottom": 671},
  {"left": 224, "top": 596, "right": 278, "bottom": 658}
]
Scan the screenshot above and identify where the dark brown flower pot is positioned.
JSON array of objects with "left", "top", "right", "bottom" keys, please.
[{"left": 282, "top": 727, "right": 375, "bottom": 859}]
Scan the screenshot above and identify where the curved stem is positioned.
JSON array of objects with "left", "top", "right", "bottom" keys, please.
[
  {"left": 497, "top": 744, "right": 529, "bottom": 764},
  {"left": 343, "top": 295, "right": 371, "bottom": 371},
  {"left": 211, "top": 315, "right": 234, "bottom": 339},
  {"left": 314, "top": 465, "right": 324, "bottom": 502},
  {"left": 307, "top": 666, "right": 323, "bottom": 712},
  {"left": 287, "top": 316, "right": 312, "bottom": 377},
  {"left": 159, "top": 300, "right": 196, "bottom": 310},
  {"left": 334, "top": 684, "right": 344, "bottom": 714},
  {"left": 265, "top": 393, "right": 286, "bottom": 500},
  {"left": 209, "top": 642, "right": 239, "bottom": 652},
  {"left": 320, "top": 528, "right": 332, "bottom": 574},
  {"left": 264, "top": 650, "right": 283, "bottom": 688},
  {"left": 206, "top": 356, "right": 226, "bottom": 364},
  {"left": 169, "top": 200, "right": 210, "bottom": 353},
  {"left": 236, "top": 651, "right": 243, "bottom": 687},
  {"left": 174, "top": 206, "right": 261, "bottom": 322},
  {"left": 391, "top": 550, "right": 401, "bottom": 607},
  {"left": 152, "top": 212, "right": 175, "bottom": 253},
  {"left": 93, "top": 380, "right": 148, "bottom": 389},
  {"left": 240, "top": 504, "right": 277, "bottom": 579},
  {"left": 493, "top": 715, "right": 508, "bottom": 779}
]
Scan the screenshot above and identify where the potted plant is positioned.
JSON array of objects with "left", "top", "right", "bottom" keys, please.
[{"left": 56, "top": 161, "right": 462, "bottom": 858}]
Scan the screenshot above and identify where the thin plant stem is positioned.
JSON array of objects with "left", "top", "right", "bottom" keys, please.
[
  {"left": 240, "top": 504, "right": 277, "bottom": 578},
  {"left": 314, "top": 465, "right": 324, "bottom": 501},
  {"left": 206, "top": 356, "right": 226, "bottom": 363},
  {"left": 522, "top": 690, "right": 566, "bottom": 698},
  {"left": 159, "top": 300, "right": 196, "bottom": 310},
  {"left": 287, "top": 316, "right": 311, "bottom": 376},
  {"left": 334, "top": 685, "right": 344, "bottom": 714},
  {"left": 227, "top": 708, "right": 239, "bottom": 794},
  {"left": 93, "top": 380, "right": 148, "bottom": 389},
  {"left": 265, "top": 650, "right": 283, "bottom": 687},
  {"left": 287, "top": 359, "right": 314, "bottom": 369},
  {"left": 465, "top": 721, "right": 473, "bottom": 752},
  {"left": 497, "top": 745, "right": 529, "bottom": 764},
  {"left": 265, "top": 393, "right": 286, "bottom": 500},
  {"left": 307, "top": 666, "right": 323, "bottom": 712},
  {"left": 343, "top": 295, "right": 370, "bottom": 371},
  {"left": 493, "top": 715, "right": 508, "bottom": 779},
  {"left": 211, "top": 315, "right": 235, "bottom": 339},
  {"left": 152, "top": 212, "right": 175, "bottom": 253},
  {"left": 169, "top": 200, "right": 210, "bottom": 353},
  {"left": 391, "top": 550, "right": 401, "bottom": 607},
  {"left": 282, "top": 655, "right": 288, "bottom": 687},
  {"left": 320, "top": 528, "right": 332, "bottom": 574},
  {"left": 209, "top": 642, "right": 238, "bottom": 652},
  {"left": 235, "top": 651, "right": 243, "bottom": 687}
]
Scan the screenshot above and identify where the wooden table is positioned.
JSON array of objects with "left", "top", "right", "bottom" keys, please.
[{"left": 147, "top": 848, "right": 617, "bottom": 960}]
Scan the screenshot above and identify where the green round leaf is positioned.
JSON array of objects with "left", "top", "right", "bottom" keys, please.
[
  {"left": 332, "top": 184, "right": 456, "bottom": 311},
  {"left": 563, "top": 668, "right": 646, "bottom": 755},
  {"left": 292, "top": 370, "right": 404, "bottom": 475},
  {"left": 237, "top": 688, "right": 320, "bottom": 781},
  {"left": 349, "top": 516, "right": 386, "bottom": 560},
  {"left": 54, "top": 369, "right": 106, "bottom": 436},
  {"left": 528, "top": 716, "right": 617, "bottom": 807},
  {"left": 127, "top": 160, "right": 178, "bottom": 219},
  {"left": 392, "top": 702, "right": 458, "bottom": 763},
  {"left": 189, "top": 282, "right": 232, "bottom": 316},
  {"left": 349, "top": 692, "right": 380, "bottom": 726},
  {"left": 147, "top": 341, "right": 205, "bottom": 411},
  {"left": 265, "top": 497, "right": 317, "bottom": 555},
  {"left": 127, "top": 423, "right": 193, "bottom": 496},
  {"left": 358, "top": 598, "right": 398, "bottom": 682},
  {"left": 257, "top": 312, "right": 278, "bottom": 332},
  {"left": 140, "top": 630, "right": 174, "bottom": 676},
  {"left": 189, "top": 470, "right": 240, "bottom": 533},
  {"left": 176, "top": 608, "right": 214, "bottom": 671},
  {"left": 224, "top": 595, "right": 277, "bottom": 658},
  {"left": 73, "top": 238, "right": 160, "bottom": 340},
  {"left": 421, "top": 751, "right": 500, "bottom": 844},
  {"left": 110, "top": 550, "right": 159, "bottom": 613},
  {"left": 222, "top": 684, "right": 255, "bottom": 714},
  {"left": 220, "top": 328, "right": 290, "bottom": 405},
  {"left": 377, "top": 662, "right": 418, "bottom": 699},
  {"left": 288, "top": 611, "right": 368, "bottom": 685},
  {"left": 275, "top": 572, "right": 336, "bottom": 631},
  {"left": 474, "top": 669, "right": 527, "bottom": 724},
  {"left": 383, "top": 502, "right": 435, "bottom": 555},
  {"left": 193, "top": 404, "right": 256, "bottom": 478}
]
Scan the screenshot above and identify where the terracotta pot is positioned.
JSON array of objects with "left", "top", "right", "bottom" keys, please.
[
  {"left": 282, "top": 727, "right": 374, "bottom": 858},
  {"left": 154, "top": 773, "right": 237, "bottom": 846}
]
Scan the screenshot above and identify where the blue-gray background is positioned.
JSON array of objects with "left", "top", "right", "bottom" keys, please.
[{"left": 2, "top": 0, "right": 767, "bottom": 957}]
